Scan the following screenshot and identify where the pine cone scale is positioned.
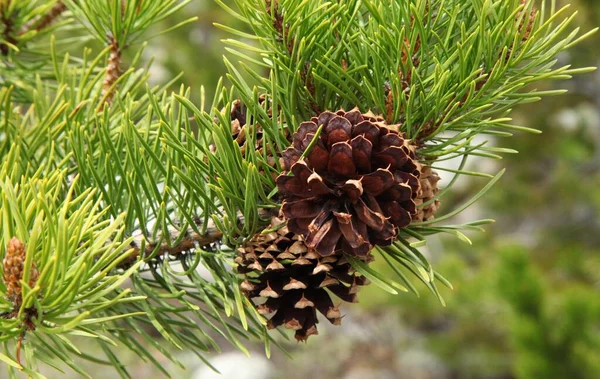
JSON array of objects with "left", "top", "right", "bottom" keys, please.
[
  {"left": 335, "top": 212, "right": 369, "bottom": 250},
  {"left": 325, "top": 116, "right": 352, "bottom": 145},
  {"left": 361, "top": 169, "right": 395, "bottom": 195},
  {"left": 327, "top": 142, "right": 356, "bottom": 177},
  {"left": 353, "top": 197, "right": 387, "bottom": 231},
  {"left": 281, "top": 198, "right": 323, "bottom": 219},
  {"left": 306, "top": 218, "right": 342, "bottom": 256},
  {"left": 339, "top": 179, "right": 363, "bottom": 203},
  {"left": 350, "top": 135, "right": 373, "bottom": 172}
]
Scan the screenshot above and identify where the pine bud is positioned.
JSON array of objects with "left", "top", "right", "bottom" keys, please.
[{"left": 3, "top": 238, "right": 38, "bottom": 308}]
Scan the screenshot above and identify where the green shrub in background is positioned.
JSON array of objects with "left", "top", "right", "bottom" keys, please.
[{"left": 498, "top": 246, "right": 600, "bottom": 379}]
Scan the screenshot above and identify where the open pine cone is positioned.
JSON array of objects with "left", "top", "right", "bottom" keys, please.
[
  {"left": 236, "top": 217, "right": 370, "bottom": 341},
  {"left": 276, "top": 108, "right": 421, "bottom": 257}
]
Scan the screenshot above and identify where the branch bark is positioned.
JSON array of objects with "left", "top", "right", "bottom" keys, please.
[
  {"left": 119, "top": 217, "right": 225, "bottom": 268},
  {"left": 0, "top": 0, "right": 16, "bottom": 56},
  {"left": 99, "top": 34, "right": 122, "bottom": 108}
]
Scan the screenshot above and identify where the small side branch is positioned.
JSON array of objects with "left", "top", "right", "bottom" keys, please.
[
  {"left": 20, "top": 1, "right": 67, "bottom": 35},
  {"left": 416, "top": 1, "right": 536, "bottom": 142},
  {"left": 266, "top": 0, "right": 321, "bottom": 114}
]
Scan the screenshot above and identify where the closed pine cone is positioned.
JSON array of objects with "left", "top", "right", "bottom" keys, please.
[
  {"left": 414, "top": 165, "right": 441, "bottom": 222},
  {"left": 236, "top": 217, "right": 370, "bottom": 341}
]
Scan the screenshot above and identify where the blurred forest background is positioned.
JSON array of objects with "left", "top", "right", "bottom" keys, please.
[{"left": 16, "top": 0, "right": 599, "bottom": 378}]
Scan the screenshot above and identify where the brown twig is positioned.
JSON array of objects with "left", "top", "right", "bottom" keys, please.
[
  {"left": 14, "top": 307, "right": 38, "bottom": 367},
  {"left": 385, "top": 3, "right": 429, "bottom": 125},
  {"left": 119, "top": 219, "right": 224, "bottom": 268},
  {"left": 0, "top": 0, "right": 16, "bottom": 56},
  {"left": 385, "top": 86, "right": 394, "bottom": 122},
  {"left": 266, "top": 0, "right": 293, "bottom": 55},
  {"left": 15, "top": 333, "right": 23, "bottom": 366},
  {"left": 99, "top": 34, "right": 122, "bottom": 109},
  {"left": 19, "top": 1, "right": 67, "bottom": 35},
  {"left": 299, "top": 62, "right": 321, "bottom": 114},
  {"left": 34, "top": 1, "right": 67, "bottom": 31},
  {"left": 504, "top": 0, "right": 536, "bottom": 63},
  {"left": 116, "top": 207, "right": 277, "bottom": 269}
]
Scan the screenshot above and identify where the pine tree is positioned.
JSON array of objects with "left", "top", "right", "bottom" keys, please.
[{"left": 0, "top": 0, "right": 596, "bottom": 377}]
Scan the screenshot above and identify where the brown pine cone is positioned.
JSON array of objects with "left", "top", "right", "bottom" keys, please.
[
  {"left": 231, "top": 99, "right": 261, "bottom": 153},
  {"left": 414, "top": 165, "right": 441, "bottom": 222},
  {"left": 276, "top": 108, "right": 421, "bottom": 257},
  {"left": 236, "top": 217, "right": 370, "bottom": 342},
  {"left": 229, "top": 98, "right": 283, "bottom": 178}
]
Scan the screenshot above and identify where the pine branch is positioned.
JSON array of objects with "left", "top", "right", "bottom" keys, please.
[
  {"left": 19, "top": 1, "right": 67, "bottom": 35},
  {"left": 265, "top": 0, "right": 321, "bottom": 114},
  {"left": 415, "top": 0, "right": 537, "bottom": 142},
  {"left": 1, "top": 0, "right": 596, "bottom": 375},
  {"left": 119, "top": 205, "right": 278, "bottom": 268}
]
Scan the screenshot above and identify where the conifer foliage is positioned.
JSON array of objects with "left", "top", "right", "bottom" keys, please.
[{"left": 0, "top": 0, "right": 595, "bottom": 377}]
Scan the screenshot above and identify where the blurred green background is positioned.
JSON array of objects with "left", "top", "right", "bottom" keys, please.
[{"left": 43, "top": 0, "right": 600, "bottom": 378}]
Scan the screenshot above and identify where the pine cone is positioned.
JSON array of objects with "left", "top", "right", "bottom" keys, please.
[
  {"left": 414, "top": 165, "right": 441, "bottom": 222},
  {"left": 231, "top": 99, "right": 260, "bottom": 152},
  {"left": 236, "top": 218, "right": 370, "bottom": 342},
  {"left": 230, "top": 97, "right": 271, "bottom": 154},
  {"left": 3, "top": 237, "right": 38, "bottom": 308},
  {"left": 276, "top": 108, "right": 421, "bottom": 257},
  {"left": 229, "top": 98, "right": 283, "bottom": 178}
]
